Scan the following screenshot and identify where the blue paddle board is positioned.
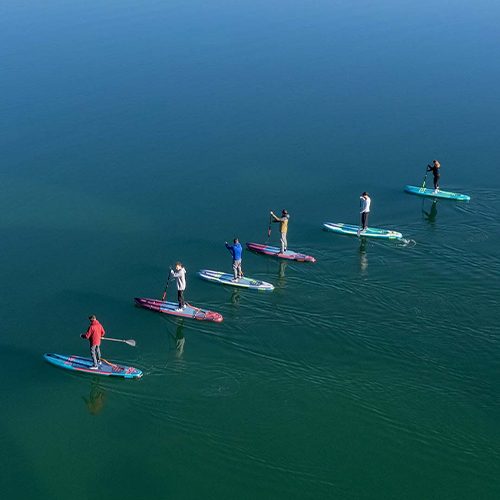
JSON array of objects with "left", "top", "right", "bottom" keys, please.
[
  {"left": 323, "top": 222, "right": 403, "bottom": 239},
  {"left": 44, "top": 353, "right": 143, "bottom": 379},
  {"left": 404, "top": 185, "right": 470, "bottom": 201},
  {"left": 198, "top": 270, "right": 274, "bottom": 291}
]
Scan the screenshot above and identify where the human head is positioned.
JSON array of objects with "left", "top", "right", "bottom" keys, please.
[
  {"left": 282, "top": 209, "right": 288, "bottom": 215},
  {"left": 175, "top": 262, "right": 182, "bottom": 270},
  {"left": 233, "top": 238, "right": 239, "bottom": 244},
  {"left": 433, "top": 159, "right": 440, "bottom": 167},
  {"left": 89, "top": 315, "right": 96, "bottom": 322},
  {"left": 362, "top": 192, "right": 369, "bottom": 197}
]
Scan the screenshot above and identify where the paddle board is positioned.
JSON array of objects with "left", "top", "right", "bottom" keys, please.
[
  {"left": 44, "top": 353, "right": 143, "bottom": 379},
  {"left": 134, "top": 297, "right": 223, "bottom": 322},
  {"left": 246, "top": 242, "right": 316, "bottom": 262},
  {"left": 323, "top": 222, "right": 403, "bottom": 239},
  {"left": 404, "top": 185, "right": 470, "bottom": 201},
  {"left": 198, "top": 270, "right": 274, "bottom": 291}
]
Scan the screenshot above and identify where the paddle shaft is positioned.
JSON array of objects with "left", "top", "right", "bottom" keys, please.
[
  {"left": 102, "top": 337, "right": 136, "bottom": 347},
  {"left": 422, "top": 167, "right": 429, "bottom": 189},
  {"left": 357, "top": 198, "right": 362, "bottom": 236},
  {"left": 266, "top": 214, "right": 272, "bottom": 243},
  {"left": 162, "top": 268, "right": 172, "bottom": 300}
]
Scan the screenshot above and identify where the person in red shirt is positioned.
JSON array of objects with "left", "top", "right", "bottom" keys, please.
[{"left": 80, "top": 315, "right": 106, "bottom": 370}]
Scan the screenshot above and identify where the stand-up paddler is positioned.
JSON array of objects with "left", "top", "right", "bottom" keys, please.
[
  {"left": 225, "top": 238, "right": 243, "bottom": 282},
  {"left": 270, "top": 209, "right": 290, "bottom": 254},
  {"left": 80, "top": 315, "right": 106, "bottom": 370},
  {"left": 170, "top": 262, "right": 187, "bottom": 311},
  {"left": 427, "top": 159, "right": 441, "bottom": 193},
  {"left": 359, "top": 192, "right": 371, "bottom": 232}
]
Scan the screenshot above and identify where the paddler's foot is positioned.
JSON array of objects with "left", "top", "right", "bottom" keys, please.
[
  {"left": 90, "top": 365, "right": 98, "bottom": 370},
  {"left": 232, "top": 278, "right": 239, "bottom": 282},
  {"left": 175, "top": 308, "right": 182, "bottom": 312},
  {"left": 97, "top": 360, "right": 102, "bottom": 365}
]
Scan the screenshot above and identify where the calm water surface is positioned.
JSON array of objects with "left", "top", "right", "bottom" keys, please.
[{"left": 1, "top": 1, "right": 500, "bottom": 499}]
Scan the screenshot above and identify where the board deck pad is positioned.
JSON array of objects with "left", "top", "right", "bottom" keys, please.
[
  {"left": 323, "top": 222, "right": 403, "bottom": 239},
  {"left": 44, "top": 353, "right": 143, "bottom": 379},
  {"left": 246, "top": 242, "right": 316, "bottom": 262},
  {"left": 404, "top": 185, "right": 470, "bottom": 201},
  {"left": 134, "top": 297, "right": 223, "bottom": 322},
  {"left": 198, "top": 270, "right": 274, "bottom": 291}
]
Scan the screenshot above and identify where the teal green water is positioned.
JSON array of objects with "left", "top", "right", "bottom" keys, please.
[{"left": 2, "top": 1, "right": 500, "bottom": 498}]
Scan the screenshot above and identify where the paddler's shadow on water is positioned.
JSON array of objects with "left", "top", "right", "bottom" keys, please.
[
  {"left": 165, "top": 320, "right": 185, "bottom": 357},
  {"left": 82, "top": 378, "right": 105, "bottom": 416},
  {"left": 358, "top": 238, "right": 368, "bottom": 275},
  {"left": 230, "top": 288, "right": 242, "bottom": 305},
  {"left": 278, "top": 260, "right": 287, "bottom": 281},
  {"left": 422, "top": 199, "right": 438, "bottom": 224}
]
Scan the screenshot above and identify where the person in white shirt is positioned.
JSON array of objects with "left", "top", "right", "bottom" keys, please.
[
  {"left": 170, "top": 262, "right": 187, "bottom": 311},
  {"left": 360, "top": 192, "right": 371, "bottom": 231}
]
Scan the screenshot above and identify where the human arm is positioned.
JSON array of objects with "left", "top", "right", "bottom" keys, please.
[
  {"left": 171, "top": 268, "right": 185, "bottom": 279},
  {"left": 225, "top": 242, "right": 235, "bottom": 257},
  {"left": 82, "top": 325, "right": 92, "bottom": 339}
]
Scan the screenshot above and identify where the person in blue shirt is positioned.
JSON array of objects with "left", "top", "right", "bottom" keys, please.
[{"left": 225, "top": 238, "right": 243, "bottom": 282}]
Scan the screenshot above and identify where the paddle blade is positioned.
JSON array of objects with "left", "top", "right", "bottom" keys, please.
[{"left": 103, "top": 337, "right": 137, "bottom": 347}]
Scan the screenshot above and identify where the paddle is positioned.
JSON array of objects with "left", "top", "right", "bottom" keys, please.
[
  {"left": 357, "top": 197, "right": 363, "bottom": 236},
  {"left": 422, "top": 166, "right": 430, "bottom": 189},
  {"left": 102, "top": 337, "right": 137, "bottom": 347},
  {"left": 161, "top": 267, "right": 172, "bottom": 300},
  {"left": 266, "top": 213, "right": 272, "bottom": 243}
]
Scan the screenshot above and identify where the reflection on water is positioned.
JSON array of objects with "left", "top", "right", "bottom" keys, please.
[
  {"left": 165, "top": 320, "right": 185, "bottom": 357},
  {"left": 358, "top": 238, "right": 368, "bottom": 275},
  {"left": 175, "top": 323, "right": 185, "bottom": 356},
  {"left": 278, "top": 260, "right": 287, "bottom": 282},
  {"left": 423, "top": 199, "right": 438, "bottom": 223},
  {"left": 230, "top": 288, "right": 242, "bottom": 305},
  {"left": 82, "top": 378, "right": 105, "bottom": 415},
  {"left": 160, "top": 318, "right": 187, "bottom": 359}
]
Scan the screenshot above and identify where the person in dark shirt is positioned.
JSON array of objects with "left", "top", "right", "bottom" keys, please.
[{"left": 427, "top": 159, "right": 441, "bottom": 193}]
